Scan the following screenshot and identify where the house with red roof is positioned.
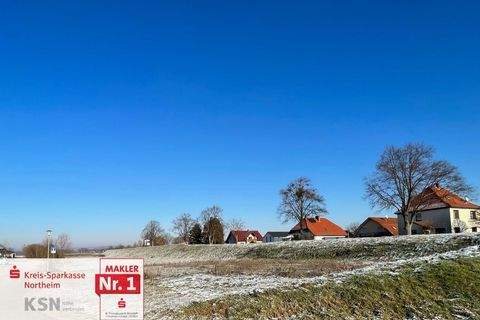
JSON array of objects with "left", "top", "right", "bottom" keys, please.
[
  {"left": 225, "top": 230, "right": 263, "bottom": 244},
  {"left": 354, "top": 217, "right": 431, "bottom": 237},
  {"left": 354, "top": 217, "right": 399, "bottom": 237},
  {"left": 289, "top": 216, "right": 347, "bottom": 240},
  {"left": 397, "top": 185, "right": 480, "bottom": 235}
]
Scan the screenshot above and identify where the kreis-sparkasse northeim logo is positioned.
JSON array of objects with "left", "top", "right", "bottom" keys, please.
[
  {"left": 10, "top": 265, "right": 21, "bottom": 279},
  {"left": 1, "top": 258, "right": 143, "bottom": 320}
]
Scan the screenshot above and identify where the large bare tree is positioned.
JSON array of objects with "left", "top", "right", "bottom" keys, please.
[
  {"left": 56, "top": 233, "right": 73, "bottom": 258},
  {"left": 278, "top": 177, "right": 327, "bottom": 224},
  {"left": 225, "top": 218, "right": 246, "bottom": 232},
  {"left": 141, "top": 220, "right": 165, "bottom": 246},
  {"left": 172, "top": 213, "right": 195, "bottom": 243},
  {"left": 365, "top": 143, "right": 474, "bottom": 235},
  {"left": 200, "top": 205, "right": 224, "bottom": 225}
]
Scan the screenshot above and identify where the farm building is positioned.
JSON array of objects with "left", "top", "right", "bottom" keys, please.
[
  {"left": 397, "top": 185, "right": 480, "bottom": 235},
  {"left": 225, "top": 230, "right": 263, "bottom": 244},
  {"left": 263, "top": 231, "right": 290, "bottom": 243},
  {"left": 355, "top": 217, "right": 399, "bottom": 237},
  {"left": 289, "top": 216, "right": 347, "bottom": 240}
]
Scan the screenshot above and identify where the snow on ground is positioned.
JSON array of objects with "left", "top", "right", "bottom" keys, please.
[
  {"left": 106, "top": 233, "right": 480, "bottom": 264},
  {"left": 144, "top": 246, "right": 480, "bottom": 315},
  {"left": 133, "top": 234, "right": 480, "bottom": 319},
  {"left": 144, "top": 274, "right": 306, "bottom": 318}
]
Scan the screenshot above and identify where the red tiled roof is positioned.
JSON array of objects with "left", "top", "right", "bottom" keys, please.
[
  {"left": 413, "top": 185, "right": 480, "bottom": 211},
  {"left": 229, "top": 230, "right": 263, "bottom": 242},
  {"left": 368, "top": 217, "right": 399, "bottom": 236},
  {"left": 290, "top": 217, "right": 347, "bottom": 237}
]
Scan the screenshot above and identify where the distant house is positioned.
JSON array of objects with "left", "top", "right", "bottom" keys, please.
[
  {"left": 225, "top": 230, "right": 263, "bottom": 244},
  {"left": 263, "top": 231, "right": 290, "bottom": 243},
  {"left": 355, "top": 217, "right": 399, "bottom": 237},
  {"left": 397, "top": 185, "right": 480, "bottom": 235},
  {"left": 289, "top": 216, "right": 347, "bottom": 240},
  {"left": 0, "top": 246, "right": 15, "bottom": 258}
]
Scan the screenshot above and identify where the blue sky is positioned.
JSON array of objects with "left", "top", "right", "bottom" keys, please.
[{"left": 0, "top": 1, "right": 479, "bottom": 249}]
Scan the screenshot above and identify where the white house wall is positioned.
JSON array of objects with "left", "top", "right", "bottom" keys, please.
[
  {"left": 398, "top": 207, "right": 480, "bottom": 235},
  {"left": 397, "top": 207, "right": 451, "bottom": 235},
  {"left": 449, "top": 208, "right": 480, "bottom": 232}
]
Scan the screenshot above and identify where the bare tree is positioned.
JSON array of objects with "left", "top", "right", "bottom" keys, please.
[
  {"left": 365, "top": 143, "right": 474, "bottom": 235},
  {"left": 346, "top": 222, "right": 361, "bottom": 236},
  {"left": 141, "top": 220, "right": 166, "bottom": 246},
  {"left": 226, "top": 218, "right": 246, "bottom": 232},
  {"left": 56, "top": 233, "right": 73, "bottom": 257},
  {"left": 23, "top": 244, "right": 47, "bottom": 258},
  {"left": 278, "top": 177, "right": 327, "bottom": 224},
  {"left": 162, "top": 233, "right": 175, "bottom": 245},
  {"left": 172, "top": 213, "right": 195, "bottom": 243},
  {"left": 200, "top": 205, "right": 224, "bottom": 225}
]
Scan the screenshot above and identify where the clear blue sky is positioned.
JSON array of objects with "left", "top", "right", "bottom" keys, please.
[{"left": 0, "top": 1, "right": 479, "bottom": 249}]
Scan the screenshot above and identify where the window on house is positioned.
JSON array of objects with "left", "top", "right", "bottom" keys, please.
[
  {"left": 416, "top": 213, "right": 422, "bottom": 221},
  {"left": 435, "top": 228, "right": 446, "bottom": 234},
  {"left": 472, "top": 227, "right": 478, "bottom": 233},
  {"left": 454, "top": 210, "right": 460, "bottom": 219},
  {"left": 454, "top": 227, "right": 461, "bottom": 233},
  {"left": 470, "top": 211, "right": 477, "bottom": 220}
]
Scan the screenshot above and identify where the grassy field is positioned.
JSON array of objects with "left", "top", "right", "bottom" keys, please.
[
  {"left": 106, "top": 233, "right": 480, "bottom": 263},
  {"left": 179, "top": 258, "right": 480, "bottom": 319},
  {"left": 105, "top": 233, "right": 480, "bottom": 319},
  {"left": 143, "top": 258, "right": 363, "bottom": 278}
]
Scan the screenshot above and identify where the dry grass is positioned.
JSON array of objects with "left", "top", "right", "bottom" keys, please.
[
  {"left": 179, "top": 258, "right": 480, "bottom": 320},
  {"left": 144, "top": 258, "right": 364, "bottom": 279}
]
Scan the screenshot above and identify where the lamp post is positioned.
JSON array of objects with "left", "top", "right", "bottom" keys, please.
[{"left": 46, "top": 229, "right": 52, "bottom": 259}]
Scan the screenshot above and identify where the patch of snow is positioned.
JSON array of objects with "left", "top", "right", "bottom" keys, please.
[
  {"left": 107, "top": 233, "right": 480, "bottom": 319},
  {"left": 144, "top": 244, "right": 480, "bottom": 318}
]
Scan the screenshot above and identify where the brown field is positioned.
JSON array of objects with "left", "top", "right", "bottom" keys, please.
[{"left": 144, "top": 258, "right": 364, "bottom": 278}]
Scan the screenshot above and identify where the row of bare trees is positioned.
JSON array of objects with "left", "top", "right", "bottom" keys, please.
[
  {"left": 140, "top": 142, "right": 475, "bottom": 243},
  {"left": 277, "top": 142, "right": 475, "bottom": 235},
  {"left": 141, "top": 206, "right": 247, "bottom": 245}
]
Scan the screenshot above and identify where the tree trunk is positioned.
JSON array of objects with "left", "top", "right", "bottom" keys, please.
[{"left": 405, "top": 220, "right": 413, "bottom": 235}]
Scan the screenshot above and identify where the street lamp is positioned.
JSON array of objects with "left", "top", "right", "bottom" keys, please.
[{"left": 46, "top": 229, "right": 52, "bottom": 259}]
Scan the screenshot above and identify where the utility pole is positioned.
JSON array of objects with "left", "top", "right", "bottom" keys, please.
[{"left": 46, "top": 229, "right": 52, "bottom": 259}]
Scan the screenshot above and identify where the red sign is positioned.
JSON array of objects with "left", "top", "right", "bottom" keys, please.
[
  {"left": 10, "top": 266, "right": 20, "bottom": 279},
  {"left": 118, "top": 298, "right": 126, "bottom": 309},
  {"left": 95, "top": 274, "right": 141, "bottom": 295}
]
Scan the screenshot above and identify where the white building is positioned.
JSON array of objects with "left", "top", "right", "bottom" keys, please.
[
  {"left": 263, "top": 231, "right": 290, "bottom": 243},
  {"left": 397, "top": 185, "right": 480, "bottom": 235}
]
